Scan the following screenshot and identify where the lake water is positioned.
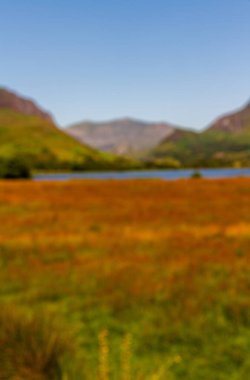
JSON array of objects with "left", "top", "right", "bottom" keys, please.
[{"left": 34, "top": 168, "right": 250, "bottom": 181}]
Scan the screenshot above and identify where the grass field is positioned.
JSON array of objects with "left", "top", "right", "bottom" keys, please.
[{"left": 0, "top": 178, "right": 250, "bottom": 379}]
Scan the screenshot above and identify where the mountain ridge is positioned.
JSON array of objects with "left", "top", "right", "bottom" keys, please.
[
  {"left": 207, "top": 100, "right": 250, "bottom": 133},
  {"left": 0, "top": 88, "right": 54, "bottom": 124}
]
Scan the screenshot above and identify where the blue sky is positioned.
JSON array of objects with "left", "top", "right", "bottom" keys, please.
[{"left": 1, "top": 0, "right": 250, "bottom": 129}]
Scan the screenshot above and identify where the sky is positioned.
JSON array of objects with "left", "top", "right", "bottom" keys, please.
[{"left": 1, "top": 0, "right": 250, "bottom": 129}]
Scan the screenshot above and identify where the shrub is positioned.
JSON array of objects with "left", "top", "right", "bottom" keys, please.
[
  {"left": 0, "top": 307, "right": 73, "bottom": 380},
  {"left": 190, "top": 170, "right": 202, "bottom": 179}
]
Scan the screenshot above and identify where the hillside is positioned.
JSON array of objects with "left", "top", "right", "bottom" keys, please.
[
  {"left": 151, "top": 101, "right": 250, "bottom": 168},
  {"left": 66, "top": 118, "right": 180, "bottom": 156},
  {"left": 0, "top": 88, "right": 138, "bottom": 171}
]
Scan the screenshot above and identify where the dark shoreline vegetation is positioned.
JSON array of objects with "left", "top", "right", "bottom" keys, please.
[
  {"left": 0, "top": 157, "right": 249, "bottom": 179},
  {"left": 1, "top": 178, "right": 250, "bottom": 379},
  {"left": 0, "top": 156, "right": 31, "bottom": 179}
]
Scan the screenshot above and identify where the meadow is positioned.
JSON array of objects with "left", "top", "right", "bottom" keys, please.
[{"left": 0, "top": 178, "right": 250, "bottom": 379}]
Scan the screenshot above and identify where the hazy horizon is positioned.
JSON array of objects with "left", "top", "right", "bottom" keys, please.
[
  {"left": 2, "top": 84, "right": 249, "bottom": 132},
  {"left": 1, "top": 0, "right": 250, "bottom": 129}
]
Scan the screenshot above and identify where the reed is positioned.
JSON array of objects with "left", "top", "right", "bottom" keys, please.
[
  {"left": 98, "top": 330, "right": 109, "bottom": 380},
  {"left": 121, "top": 333, "right": 132, "bottom": 380}
]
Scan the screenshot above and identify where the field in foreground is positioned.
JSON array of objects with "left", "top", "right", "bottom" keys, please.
[{"left": 0, "top": 178, "right": 250, "bottom": 379}]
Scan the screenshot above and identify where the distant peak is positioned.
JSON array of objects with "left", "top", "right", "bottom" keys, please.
[
  {"left": 0, "top": 87, "right": 54, "bottom": 123},
  {"left": 111, "top": 117, "right": 149, "bottom": 126},
  {"left": 118, "top": 117, "right": 144, "bottom": 123}
]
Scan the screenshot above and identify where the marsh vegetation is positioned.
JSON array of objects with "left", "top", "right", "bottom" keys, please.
[{"left": 0, "top": 179, "right": 250, "bottom": 379}]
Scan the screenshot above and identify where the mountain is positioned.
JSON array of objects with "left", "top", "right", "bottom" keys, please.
[
  {"left": 0, "top": 88, "right": 135, "bottom": 171},
  {"left": 151, "top": 101, "right": 250, "bottom": 168},
  {"left": 66, "top": 118, "right": 180, "bottom": 156}
]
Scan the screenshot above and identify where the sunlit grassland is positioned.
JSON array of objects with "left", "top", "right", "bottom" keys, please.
[{"left": 0, "top": 178, "right": 250, "bottom": 379}]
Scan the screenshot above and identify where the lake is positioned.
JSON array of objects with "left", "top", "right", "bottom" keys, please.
[{"left": 34, "top": 168, "right": 250, "bottom": 181}]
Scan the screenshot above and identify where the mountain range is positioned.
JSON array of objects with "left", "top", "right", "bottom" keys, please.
[{"left": 0, "top": 86, "right": 250, "bottom": 171}]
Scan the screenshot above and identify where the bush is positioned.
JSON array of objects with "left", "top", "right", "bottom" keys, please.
[
  {"left": 0, "top": 157, "right": 31, "bottom": 179},
  {"left": 190, "top": 170, "right": 202, "bottom": 179},
  {"left": 0, "top": 307, "right": 73, "bottom": 380}
]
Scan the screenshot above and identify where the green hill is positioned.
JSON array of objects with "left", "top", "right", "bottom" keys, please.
[
  {"left": 150, "top": 102, "right": 250, "bottom": 168},
  {"left": 0, "top": 108, "right": 102, "bottom": 169},
  {"left": 0, "top": 89, "right": 140, "bottom": 172}
]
